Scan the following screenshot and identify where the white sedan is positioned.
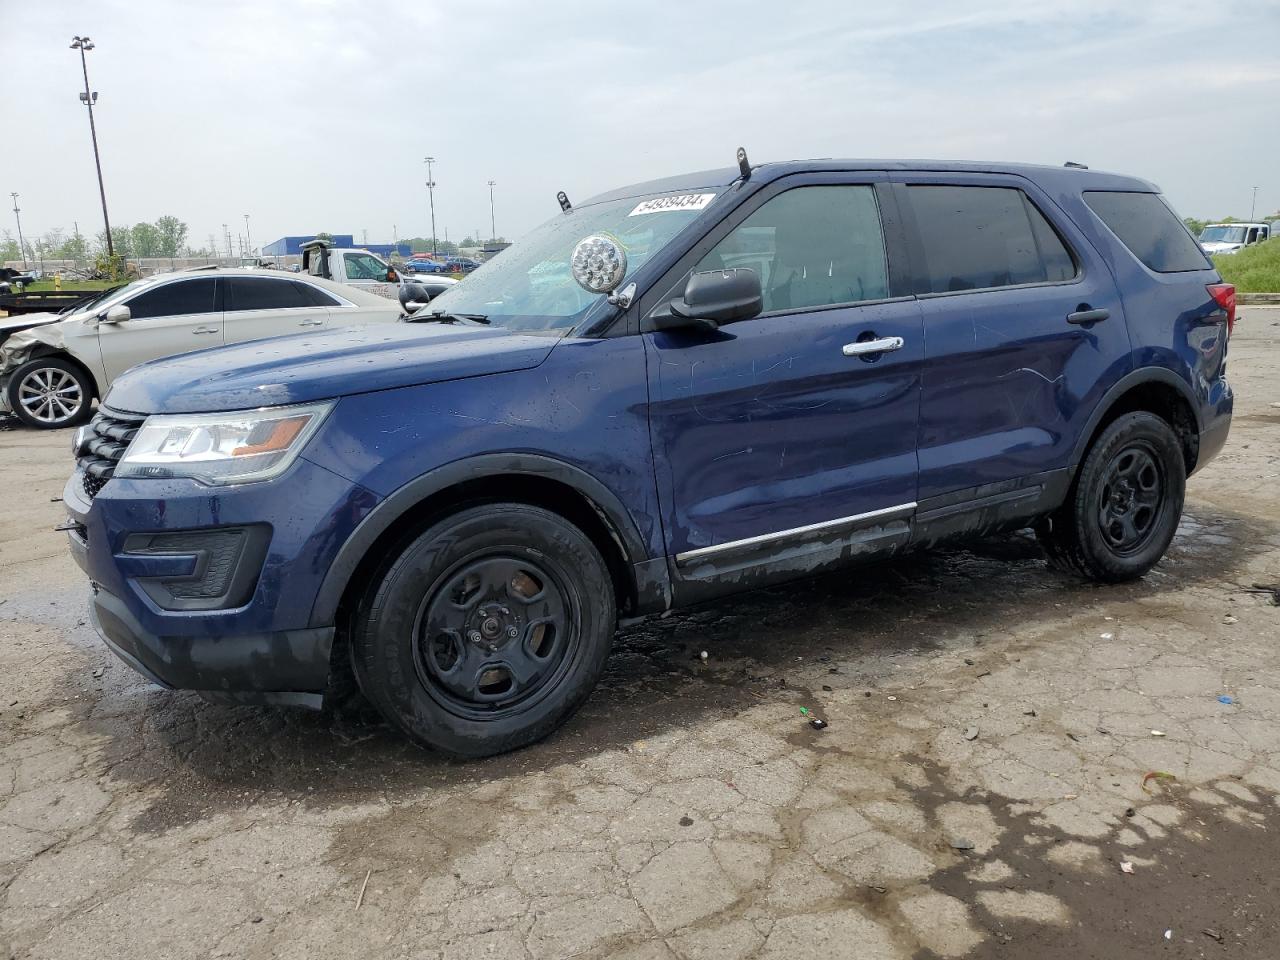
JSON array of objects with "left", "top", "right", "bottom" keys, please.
[{"left": 0, "top": 268, "right": 402, "bottom": 429}]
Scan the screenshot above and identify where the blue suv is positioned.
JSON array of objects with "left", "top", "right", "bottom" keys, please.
[{"left": 65, "top": 157, "right": 1234, "bottom": 757}]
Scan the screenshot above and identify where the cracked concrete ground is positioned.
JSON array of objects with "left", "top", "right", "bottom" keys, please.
[{"left": 2, "top": 308, "right": 1279, "bottom": 960}]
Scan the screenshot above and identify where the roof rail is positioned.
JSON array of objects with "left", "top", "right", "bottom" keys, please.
[{"left": 1063, "top": 161, "right": 1089, "bottom": 169}]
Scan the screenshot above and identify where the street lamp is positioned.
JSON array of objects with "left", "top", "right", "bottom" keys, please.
[
  {"left": 70, "top": 36, "right": 114, "bottom": 261},
  {"left": 424, "top": 156, "right": 438, "bottom": 256},
  {"left": 1250, "top": 186, "right": 1260, "bottom": 222},
  {"left": 10, "top": 193, "right": 28, "bottom": 270},
  {"left": 244, "top": 214, "right": 252, "bottom": 256},
  {"left": 488, "top": 180, "right": 497, "bottom": 242}
]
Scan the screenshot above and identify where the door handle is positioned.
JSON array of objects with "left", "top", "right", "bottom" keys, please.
[
  {"left": 191, "top": 326, "right": 218, "bottom": 335},
  {"left": 843, "top": 336, "right": 904, "bottom": 357},
  {"left": 298, "top": 319, "right": 324, "bottom": 327},
  {"left": 1066, "top": 307, "right": 1110, "bottom": 324}
]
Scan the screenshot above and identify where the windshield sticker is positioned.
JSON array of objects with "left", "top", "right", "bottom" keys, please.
[{"left": 628, "top": 193, "right": 716, "bottom": 217}]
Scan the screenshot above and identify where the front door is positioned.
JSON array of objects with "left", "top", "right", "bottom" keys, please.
[
  {"left": 643, "top": 177, "right": 923, "bottom": 585},
  {"left": 97, "top": 277, "right": 223, "bottom": 381}
]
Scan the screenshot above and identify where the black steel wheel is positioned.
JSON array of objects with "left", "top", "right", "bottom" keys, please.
[
  {"left": 352, "top": 503, "right": 615, "bottom": 757},
  {"left": 1037, "top": 411, "right": 1185, "bottom": 583}
]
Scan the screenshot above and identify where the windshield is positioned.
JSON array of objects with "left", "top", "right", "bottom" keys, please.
[
  {"left": 60, "top": 283, "right": 126, "bottom": 315},
  {"left": 69, "top": 278, "right": 156, "bottom": 316},
  {"left": 418, "top": 191, "right": 718, "bottom": 332},
  {"left": 1199, "top": 225, "right": 1247, "bottom": 243}
]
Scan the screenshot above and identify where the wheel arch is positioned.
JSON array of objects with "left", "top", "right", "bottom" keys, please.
[
  {"left": 312, "top": 454, "right": 664, "bottom": 636},
  {"left": 1071, "top": 368, "right": 1201, "bottom": 477}
]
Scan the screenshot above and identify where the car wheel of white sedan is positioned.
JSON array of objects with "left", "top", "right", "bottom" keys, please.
[{"left": 7, "top": 357, "right": 94, "bottom": 430}]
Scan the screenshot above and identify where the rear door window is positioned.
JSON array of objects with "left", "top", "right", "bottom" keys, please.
[
  {"left": 125, "top": 278, "right": 218, "bottom": 319},
  {"left": 226, "top": 277, "right": 312, "bottom": 311},
  {"left": 293, "top": 281, "right": 341, "bottom": 306},
  {"left": 1083, "top": 191, "right": 1209, "bottom": 272},
  {"left": 907, "top": 185, "right": 1076, "bottom": 294},
  {"left": 697, "top": 185, "right": 890, "bottom": 312}
]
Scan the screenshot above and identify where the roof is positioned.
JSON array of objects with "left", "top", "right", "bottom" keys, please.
[{"left": 582, "top": 158, "right": 1158, "bottom": 206}]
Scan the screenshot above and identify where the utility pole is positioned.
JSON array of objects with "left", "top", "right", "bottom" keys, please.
[
  {"left": 244, "top": 214, "right": 252, "bottom": 256},
  {"left": 1250, "top": 186, "right": 1260, "bottom": 222},
  {"left": 424, "top": 156, "right": 438, "bottom": 256},
  {"left": 223, "top": 224, "right": 232, "bottom": 258},
  {"left": 10, "top": 193, "right": 28, "bottom": 270},
  {"left": 488, "top": 180, "right": 497, "bottom": 242},
  {"left": 71, "top": 36, "right": 114, "bottom": 260}
]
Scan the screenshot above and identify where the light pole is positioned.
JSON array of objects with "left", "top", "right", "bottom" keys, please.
[
  {"left": 488, "top": 180, "right": 497, "bottom": 242},
  {"left": 244, "top": 214, "right": 252, "bottom": 256},
  {"left": 424, "top": 156, "right": 438, "bottom": 256},
  {"left": 223, "top": 224, "right": 231, "bottom": 258},
  {"left": 1250, "top": 186, "right": 1259, "bottom": 222},
  {"left": 10, "top": 193, "right": 28, "bottom": 270},
  {"left": 70, "top": 36, "right": 114, "bottom": 260}
]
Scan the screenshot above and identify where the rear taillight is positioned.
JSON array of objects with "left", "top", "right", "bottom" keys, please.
[{"left": 1207, "top": 282, "right": 1236, "bottom": 336}]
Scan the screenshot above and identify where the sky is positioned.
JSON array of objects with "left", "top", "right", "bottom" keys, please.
[{"left": 2, "top": 0, "right": 1278, "bottom": 253}]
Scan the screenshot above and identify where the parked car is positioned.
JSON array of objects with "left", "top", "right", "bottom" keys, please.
[
  {"left": 404, "top": 258, "right": 452, "bottom": 275},
  {"left": 1, "top": 269, "right": 402, "bottom": 428},
  {"left": 1198, "top": 222, "right": 1270, "bottom": 255},
  {"left": 64, "top": 158, "right": 1232, "bottom": 758},
  {"left": 444, "top": 256, "right": 481, "bottom": 273}
]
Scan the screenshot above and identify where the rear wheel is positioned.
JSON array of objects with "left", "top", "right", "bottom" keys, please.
[
  {"left": 1036, "top": 411, "right": 1185, "bottom": 582},
  {"left": 351, "top": 503, "right": 615, "bottom": 757},
  {"left": 7, "top": 357, "right": 94, "bottom": 429}
]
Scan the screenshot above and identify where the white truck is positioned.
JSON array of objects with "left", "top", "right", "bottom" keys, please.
[{"left": 300, "top": 239, "right": 457, "bottom": 300}]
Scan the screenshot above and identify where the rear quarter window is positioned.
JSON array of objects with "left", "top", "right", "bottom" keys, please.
[{"left": 1083, "top": 191, "right": 1209, "bottom": 273}]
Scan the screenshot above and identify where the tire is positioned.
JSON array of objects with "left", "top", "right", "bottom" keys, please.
[
  {"left": 351, "top": 503, "right": 616, "bottom": 757},
  {"left": 6, "top": 357, "right": 94, "bottom": 429},
  {"left": 1036, "top": 411, "right": 1186, "bottom": 582}
]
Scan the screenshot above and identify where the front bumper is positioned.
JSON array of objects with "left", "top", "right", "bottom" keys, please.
[{"left": 64, "top": 454, "right": 381, "bottom": 705}]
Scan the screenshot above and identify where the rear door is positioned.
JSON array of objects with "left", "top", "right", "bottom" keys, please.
[
  {"left": 98, "top": 277, "right": 222, "bottom": 381},
  {"left": 643, "top": 174, "right": 924, "bottom": 582},
  {"left": 222, "top": 276, "right": 330, "bottom": 343},
  {"left": 894, "top": 174, "right": 1131, "bottom": 505}
]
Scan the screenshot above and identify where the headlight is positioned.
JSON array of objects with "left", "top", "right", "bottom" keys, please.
[{"left": 116, "top": 401, "right": 333, "bottom": 485}]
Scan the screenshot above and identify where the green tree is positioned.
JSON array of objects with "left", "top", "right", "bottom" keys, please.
[
  {"left": 131, "top": 222, "right": 162, "bottom": 257},
  {"left": 316, "top": 231, "right": 335, "bottom": 244},
  {"left": 99, "top": 225, "right": 134, "bottom": 259},
  {"left": 155, "top": 215, "right": 188, "bottom": 257},
  {"left": 56, "top": 233, "right": 89, "bottom": 262},
  {"left": 0, "top": 231, "right": 20, "bottom": 263},
  {"left": 1183, "top": 217, "right": 1207, "bottom": 237}
]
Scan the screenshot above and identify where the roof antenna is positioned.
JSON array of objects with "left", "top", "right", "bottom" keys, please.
[
  {"left": 736, "top": 146, "right": 751, "bottom": 180},
  {"left": 557, "top": 191, "right": 572, "bottom": 212}
]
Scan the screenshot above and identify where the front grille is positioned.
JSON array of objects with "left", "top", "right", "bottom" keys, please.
[{"left": 76, "top": 407, "right": 146, "bottom": 500}]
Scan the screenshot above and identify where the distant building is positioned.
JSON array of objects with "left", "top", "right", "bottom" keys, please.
[{"left": 262, "top": 235, "right": 412, "bottom": 258}]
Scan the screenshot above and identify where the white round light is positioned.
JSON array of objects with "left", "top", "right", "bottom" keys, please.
[{"left": 570, "top": 235, "right": 627, "bottom": 294}]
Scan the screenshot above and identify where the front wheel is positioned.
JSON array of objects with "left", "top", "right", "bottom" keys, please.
[
  {"left": 1037, "top": 411, "right": 1186, "bottom": 582},
  {"left": 351, "top": 503, "right": 616, "bottom": 757},
  {"left": 6, "top": 357, "right": 94, "bottom": 429}
]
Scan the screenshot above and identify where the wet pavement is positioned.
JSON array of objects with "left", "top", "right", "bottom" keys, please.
[{"left": 1, "top": 308, "right": 1279, "bottom": 959}]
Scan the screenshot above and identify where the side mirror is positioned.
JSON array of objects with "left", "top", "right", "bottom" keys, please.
[
  {"left": 654, "top": 268, "right": 763, "bottom": 331},
  {"left": 399, "top": 282, "right": 430, "bottom": 315},
  {"left": 100, "top": 304, "right": 131, "bottom": 324}
]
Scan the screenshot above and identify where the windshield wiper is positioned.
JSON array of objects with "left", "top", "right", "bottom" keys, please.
[{"left": 417, "top": 310, "right": 490, "bottom": 325}]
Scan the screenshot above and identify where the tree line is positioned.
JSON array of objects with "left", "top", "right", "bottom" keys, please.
[{"left": 1, "top": 215, "right": 190, "bottom": 264}]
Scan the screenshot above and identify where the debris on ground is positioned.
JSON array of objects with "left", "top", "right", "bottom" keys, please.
[
  {"left": 1150, "top": 730, "right": 1166, "bottom": 737},
  {"left": 1164, "top": 929, "right": 1173, "bottom": 941},
  {"left": 822, "top": 684, "right": 833, "bottom": 692},
  {"left": 1142, "top": 771, "right": 1178, "bottom": 794},
  {"left": 355, "top": 869, "right": 372, "bottom": 910},
  {"left": 1120, "top": 861, "right": 1135, "bottom": 874},
  {"left": 679, "top": 816, "right": 694, "bottom": 827},
  {"left": 950, "top": 838, "right": 976, "bottom": 851},
  {"left": 1218, "top": 695, "right": 1236, "bottom": 705},
  {"left": 699, "top": 650, "right": 708, "bottom": 661},
  {"left": 1101, "top": 632, "right": 1114, "bottom": 640},
  {"left": 809, "top": 718, "right": 827, "bottom": 730},
  {"left": 1202, "top": 928, "right": 1224, "bottom": 942},
  {"left": 800, "top": 706, "right": 810, "bottom": 716},
  {"left": 963, "top": 726, "right": 979, "bottom": 741},
  {"left": 1223, "top": 615, "right": 1239, "bottom": 625}
]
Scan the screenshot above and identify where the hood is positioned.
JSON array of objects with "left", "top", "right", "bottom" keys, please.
[
  {"left": 103, "top": 321, "right": 558, "bottom": 415},
  {"left": 1200, "top": 241, "right": 1242, "bottom": 254},
  {"left": 0, "top": 311, "right": 60, "bottom": 337}
]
